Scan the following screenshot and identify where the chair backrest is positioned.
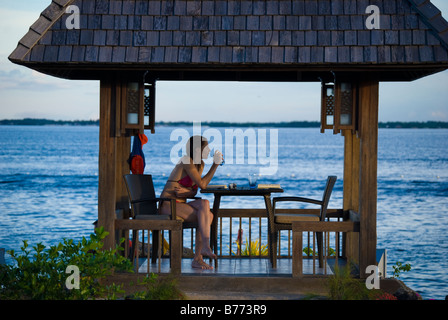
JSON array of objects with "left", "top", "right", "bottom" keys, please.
[
  {"left": 123, "top": 174, "right": 158, "bottom": 217},
  {"left": 319, "top": 176, "right": 337, "bottom": 221}
]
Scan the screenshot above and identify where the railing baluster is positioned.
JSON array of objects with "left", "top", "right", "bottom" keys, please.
[
  {"left": 259, "top": 217, "right": 262, "bottom": 257},
  {"left": 335, "top": 231, "right": 339, "bottom": 268},
  {"left": 324, "top": 231, "right": 328, "bottom": 275},
  {"left": 312, "top": 231, "right": 316, "bottom": 275},
  {"left": 307, "top": 231, "right": 310, "bottom": 258},
  {"left": 248, "top": 217, "right": 252, "bottom": 257},
  {"left": 229, "top": 217, "right": 232, "bottom": 256},
  {"left": 238, "top": 217, "right": 242, "bottom": 256},
  {"left": 135, "top": 230, "right": 140, "bottom": 273},
  {"left": 288, "top": 230, "right": 291, "bottom": 257},
  {"left": 190, "top": 228, "right": 194, "bottom": 254},
  {"left": 219, "top": 216, "right": 222, "bottom": 256},
  {"left": 149, "top": 230, "right": 152, "bottom": 273}
]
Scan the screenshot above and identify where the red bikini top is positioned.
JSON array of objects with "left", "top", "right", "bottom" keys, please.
[{"left": 177, "top": 175, "right": 198, "bottom": 190}]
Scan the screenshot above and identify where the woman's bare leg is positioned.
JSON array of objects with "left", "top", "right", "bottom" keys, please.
[
  {"left": 191, "top": 231, "right": 213, "bottom": 269},
  {"left": 160, "top": 200, "right": 215, "bottom": 269},
  {"left": 186, "top": 199, "right": 216, "bottom": 259}
]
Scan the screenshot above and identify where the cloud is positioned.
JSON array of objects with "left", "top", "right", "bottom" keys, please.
[
  {"left": 430, "top": 111, "right": 448, "bottom": 121},
  {"left": 0, "top": 67, "right": 74, "bottom": 91},
  {"left": 0, "top": 7, "right": 41, "bottom": 55},
  {"left": 379, "top": 70, "right": 448, "bottom": 122},
  {"left": 0, "top": 66, "right": 99, "bottom": 121}
]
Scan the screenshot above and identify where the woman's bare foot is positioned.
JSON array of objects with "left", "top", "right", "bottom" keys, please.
[
  {"left": 200, "top": 247, "right": 217, "bottom": 260},
  {"left": 192, "top": 258, "right": 213, "bottom": 270}
]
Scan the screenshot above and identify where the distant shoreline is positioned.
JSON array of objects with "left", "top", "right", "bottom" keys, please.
[{"left": 0, "top": 118, "right": 447, "bottom": 129}]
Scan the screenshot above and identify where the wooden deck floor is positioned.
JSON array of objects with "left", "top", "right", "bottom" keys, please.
[
  {"left": 132, "top": 257, "right": 337, "bottom": 299},
  {"left": 136, "top": 257, "right": 333, "bottom": 276},
  {"left": 104, "top": 258, "right": 347, "bottom": 299}
]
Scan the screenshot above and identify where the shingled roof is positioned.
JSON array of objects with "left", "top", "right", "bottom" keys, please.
[{"left": 8, "top": 0, "right": 448, "bottom": 81}]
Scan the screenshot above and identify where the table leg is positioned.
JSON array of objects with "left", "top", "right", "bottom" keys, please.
[
  {"left": 263, "top": 194, "right": 275, "bottom": 268},
  {"left": 211, "top": 195, "right": 221, "bottom": 268}
]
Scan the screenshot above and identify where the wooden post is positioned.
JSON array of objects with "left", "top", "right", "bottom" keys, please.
[
  {"left": 114, "top": 75, "right": 131, "bottom": 219},
  {"left": 116, "top": 135, "right": 131, "bottom": 214},
  {"left": 115, "top": 134, "right": 131, "bottom": 247},
  {"left": 98, "top": 78, "right": 117, "bottom": 250},
  {"left": 343, "top": 129, "right": 360, "bottom": 264},
  {"left": 358, "top": 78, "right": 379, "bottom": 277},
  {"left": 292, "top": 230, "right": 303, "bottom": 278}
]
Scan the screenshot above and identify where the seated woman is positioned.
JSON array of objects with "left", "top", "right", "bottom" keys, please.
[{"left": 159, "top": 135, "right": 223, "bottom": 269}]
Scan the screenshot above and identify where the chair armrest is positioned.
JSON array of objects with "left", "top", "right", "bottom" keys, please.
[
  {"left": 130, "top": 198, "right": 158, "bottom": 204},
  {"left": 157, "top": 197, "right": 174, "bottom": 202},
  {"left": 158, "top": 197, "right": 201, "bottom": 201},
  {"left": 273, "top": 196, "right": 323, "bottom": 209},
  {"left": 131, "top": 197, "right": 175, "bottom": 205},
  {"left": 156, "top": 197, "right": 201, "bottom": 220},
  {"left": 155, "top": 198, "right": 176, "bottom": 220}
]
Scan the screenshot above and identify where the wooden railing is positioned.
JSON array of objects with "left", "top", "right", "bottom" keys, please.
[
  {"left": 215, "top": 209, "right": 267, "bottom": 258},
  {"left": 292, "top": 217, "right": 360, "bottom": 277},
  {"left": 214, "top": 208, "right": 347, "bottom": 259},
  {"left": 115, "top": 216, "right": 183, "bottom": 274},
  {"left": 115, "top": 208, "right": 359, "bottom": 276}
]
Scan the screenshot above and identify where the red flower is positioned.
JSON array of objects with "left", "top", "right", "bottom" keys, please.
[{"left": 375, "top": 292, "right": 398, "bottom": 300}]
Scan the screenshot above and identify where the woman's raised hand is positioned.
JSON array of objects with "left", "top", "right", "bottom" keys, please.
[{"left": 213, "top": 150, "right": 224, "bottom": 165}]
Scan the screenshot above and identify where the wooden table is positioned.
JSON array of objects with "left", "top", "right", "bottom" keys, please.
[{"left": 201, "top": 186, "right": 284, "bottom": 267}]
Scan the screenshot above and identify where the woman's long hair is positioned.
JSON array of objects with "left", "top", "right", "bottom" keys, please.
[{"left": 186, "top": 135, "right": 208, "bottom": 165}]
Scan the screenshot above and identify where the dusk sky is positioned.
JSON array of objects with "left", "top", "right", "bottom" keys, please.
[{"left": 1, "top": 0, "right": 447, "bottom": 123}]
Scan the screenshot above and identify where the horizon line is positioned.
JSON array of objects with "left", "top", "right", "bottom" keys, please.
[{"left": 0, "top": 118, "right": 447, "bottom": 128}]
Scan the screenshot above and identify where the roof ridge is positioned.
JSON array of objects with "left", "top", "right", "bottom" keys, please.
[
  {"left": 407, "top": 0, "right": 448, "bottom": 49},
  {"left": 8, "top": 0, "right": 74, "bottom": 62}
]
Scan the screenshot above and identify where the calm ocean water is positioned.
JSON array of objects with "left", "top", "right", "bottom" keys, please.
[{"left": 0, "top": 125, "right": 447, "bottom": 300}]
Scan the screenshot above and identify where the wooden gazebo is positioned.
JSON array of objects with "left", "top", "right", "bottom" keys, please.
[{"left": 10, "top": 0, "right": 448, "bottom": 278}]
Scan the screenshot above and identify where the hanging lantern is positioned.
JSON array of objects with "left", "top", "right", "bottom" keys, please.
[
  {"left": 119, "top": 77, "right": 156, "bottom": 135},
  {"left": 320, "top": 81, "right": 335, "bottom": 133},
  {"left": 121, "top": 80, "right": 144, "bottom": 133},
  {"left": 334, "top": 81, "right": 356, "bottom": 133},
  {"left": 321, "top": 77, "right": 357, "bottom": 134},
  {"left": 144, "top": 81, "right": 156, "bottom": 134}
]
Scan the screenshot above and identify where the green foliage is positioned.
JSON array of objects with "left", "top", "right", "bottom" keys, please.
[
  {"left": 231, "top": 238, "right": 268, "bottom": 256},
  {"left": 302, "top": 246, "right": 314, "bottom": 256},
  {"left": 0, "top": 227, "right": 132, "bottom": 300},
  {"left": 326, "top": 264, "right": 405, "bottom": 300},
  {"left": 326, "top": 265, "right": 371, "bottom": 300},
  {"left": 392, "top": 261, "right": 411, "bottom": 279},
  {"left": 127, "top": 274, "right": 185, "bottom": 300},
  {"left": 302, "top": 246, "right": 335, "bottom": 256}
]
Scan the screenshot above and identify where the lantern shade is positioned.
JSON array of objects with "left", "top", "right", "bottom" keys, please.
[
  {"left": 320, "top": 82, "right": 335, "bottom": 133},
  {"left": 144, "top": 82, "right": 156, "bottom": 134},
  {"left": 334, "top": 81, "right": 357, "bottom": 133},
  {"left": 126, "top": 82, "right": 140, "bottom": 125}
]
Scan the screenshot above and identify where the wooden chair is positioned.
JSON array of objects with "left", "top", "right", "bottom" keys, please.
[
  {"left": 269, "top": 176, "right": 337, "bottom": 269},
  {"left": 123, "top": 174, "right": 197, "bottom": 272}
]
